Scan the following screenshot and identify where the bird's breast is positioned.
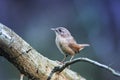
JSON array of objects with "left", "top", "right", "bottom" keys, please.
[
  {"left": 55, "top": 36, "right": 66, "bottom": 54},
  {"left": 55, "top": 36, "right": 75, "bottom": 55}
]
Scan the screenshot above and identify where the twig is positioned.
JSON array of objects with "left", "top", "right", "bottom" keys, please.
[
  {"left": 20, "top": 74, "right": 24, "bottom": 80},
  {"left": 47, "top": 66, "right": 61, "bottom": 80},
  {"left": 47, "top": 57, "right": 120, "bottom": 80}
]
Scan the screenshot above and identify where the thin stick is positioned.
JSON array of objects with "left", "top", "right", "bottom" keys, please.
[
  {"left": 20, "top": 74, "right": 24, "bottom": 80},
  {"left": 47, "top": 57, "right": 120, "bottom": 80}
]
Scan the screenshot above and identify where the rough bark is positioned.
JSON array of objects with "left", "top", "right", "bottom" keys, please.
[{"left": 0, "top": 23, "right": 85, "bottom": 80}]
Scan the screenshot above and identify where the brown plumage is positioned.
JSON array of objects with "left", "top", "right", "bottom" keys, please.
[{"left": 51, "top": 27, "right": 89, "bottom": 62}]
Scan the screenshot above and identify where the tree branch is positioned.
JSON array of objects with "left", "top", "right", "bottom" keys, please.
[
  {"left": 0, "top": 23, "right": 85, "bottom": 80},
  {"left": 1, "top": 23, "right": 119, "bottom": 80},
  {"left": 47, "top": 57, "right": 120, "bottom": 80}
]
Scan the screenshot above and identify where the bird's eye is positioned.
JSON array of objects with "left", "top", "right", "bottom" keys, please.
[{"left": 58, "top": 29, "right": 62, "bottom": 32}]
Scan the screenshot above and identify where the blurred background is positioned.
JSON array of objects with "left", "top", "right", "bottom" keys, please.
[{"left": 0, "top": 0, "right": 120, "bottom": 80}]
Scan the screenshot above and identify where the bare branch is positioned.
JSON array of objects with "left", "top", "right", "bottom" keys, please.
[
  {"left": 66, "top": 57, "right": 120, "bottom": 77},
  {"left": 0, "top": 23, "right": 85, "bottom": 80},
  {"left": 48, "top": 57, "right": 120, "bottom": 80},
  {"left": 1, "top": 23, "right": 119, "bottom": 80}
]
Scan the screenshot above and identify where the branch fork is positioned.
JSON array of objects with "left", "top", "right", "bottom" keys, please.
[{"left": 0, "top": 23, "right": 119, "bottom": 80}]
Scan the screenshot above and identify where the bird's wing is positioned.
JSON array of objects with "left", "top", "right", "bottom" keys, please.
[
  {"left": 59, "top": 40, "right": 75, "bottom": 55},
  {"left": 68, "top": 38, "right": 90, "bottom": 53},
  {"left": 67, "top": 38, "right": 81, "bottom": 53}
]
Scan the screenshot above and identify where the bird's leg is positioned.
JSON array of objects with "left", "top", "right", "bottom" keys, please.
[
  {"left": 70, "top": 55, "right": 74, "bottom": 61},
  {"left": 68, "top": 55, "right": 74, "bottom": 69},
  {"left": 20, "top": 74, "right": 24, "bottom": 80},
  {"left": 61, "top": 55, "right": 68, "bottom": 63}
]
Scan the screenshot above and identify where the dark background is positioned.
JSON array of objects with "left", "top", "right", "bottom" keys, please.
[{"left": 0, "top": 0, "right": 120, "bottom": 80}]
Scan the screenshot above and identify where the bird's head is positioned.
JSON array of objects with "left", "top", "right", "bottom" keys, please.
[{"left": 51, "top": 27, "right": 71, "bottom": 37}]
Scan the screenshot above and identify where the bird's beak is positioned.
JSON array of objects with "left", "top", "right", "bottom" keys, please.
[
  {"left": 51, "top": 28, "right": 58, "bottom": 34},
  {"left": 51, "top": 28, "right": 56, "bottom": 31}
]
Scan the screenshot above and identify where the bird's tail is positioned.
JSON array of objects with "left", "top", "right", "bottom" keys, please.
[
  {"left": 79, "top": 44, "right": 90, "bottom": 47},
  {"left": 78, "top": 44, "right": 90, "bottom": 51}
]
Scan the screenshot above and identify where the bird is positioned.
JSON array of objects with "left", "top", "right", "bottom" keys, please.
[{"left": 51, "top": 27, "right": 89, "bottom": 62}]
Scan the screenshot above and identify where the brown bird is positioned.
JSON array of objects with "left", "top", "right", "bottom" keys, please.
[{"left": 51, "top": 27, "right": 89, "bottom": 62}]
